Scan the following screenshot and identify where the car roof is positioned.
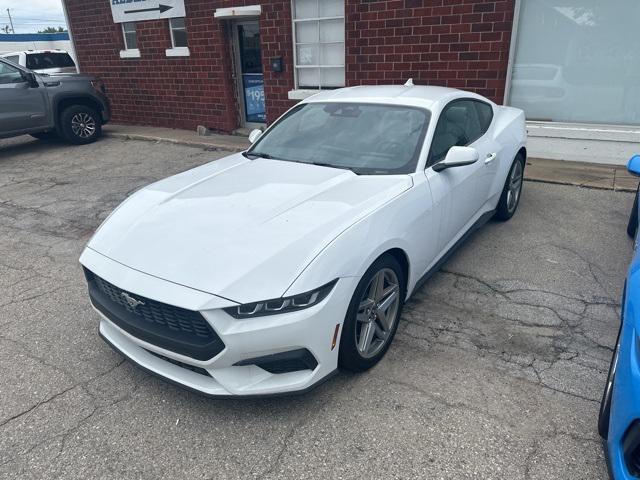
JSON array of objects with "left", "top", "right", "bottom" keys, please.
[{"left": 301, "top": 84, "right": 488, "bottom": 109}]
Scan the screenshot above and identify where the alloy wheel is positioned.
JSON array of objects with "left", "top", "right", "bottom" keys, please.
[
  {"left": 355, "top": 268, "right": 400, "bottom": 359},
  {"left": 507, "top": 160, "right": 523, "bottom": 213},
  {"left": 71, "top": 112, "right": 96, "bottom": 139}
]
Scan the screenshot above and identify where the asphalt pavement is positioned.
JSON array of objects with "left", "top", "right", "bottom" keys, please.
[{"left": 0, "top": 135, "right": 634, "bottom": 479}]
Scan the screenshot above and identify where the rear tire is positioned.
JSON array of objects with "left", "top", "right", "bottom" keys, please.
[
  {"left": 60, "top": 105, "right": 101, "bottom": 145},
  {"left": 338, "top": 255, "right": 405, "bottom": 372},
  {"left": 598, "top": 324, "right": 621, "bottom": 439},
  {"left": 627, "top": 187, "right": 638, "bottom": 238},
  {"left": 495, "top": 153, "right": 525, "bottom": 221}
]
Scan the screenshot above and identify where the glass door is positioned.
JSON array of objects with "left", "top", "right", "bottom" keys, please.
[{"left": 236, "top": 21, "right": 265, "bottom": 125}]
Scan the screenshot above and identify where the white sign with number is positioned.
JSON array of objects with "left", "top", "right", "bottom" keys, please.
[{"left": 110, "top": 0, "right": 186, "bottom": 23}]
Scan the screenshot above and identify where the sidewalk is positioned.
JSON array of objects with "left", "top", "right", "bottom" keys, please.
[
  {"left": 526, "top": 157, "right": 637, "bottom": 192},
  {"left": 104, "top": 124, "right": 637, "bottom": 193}
]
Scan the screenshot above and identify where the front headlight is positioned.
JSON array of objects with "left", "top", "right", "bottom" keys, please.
[{"left": 224, "top": 279, "right": 337, "bottom": 319}]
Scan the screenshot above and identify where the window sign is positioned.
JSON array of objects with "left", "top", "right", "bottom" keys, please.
[{"left": 243, "top": 74, "right": 266, "bottom": 123}]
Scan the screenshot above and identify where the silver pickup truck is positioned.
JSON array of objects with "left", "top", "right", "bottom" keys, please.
[{"left": 0, "top": 58, "right": 111, "bottom": 144}]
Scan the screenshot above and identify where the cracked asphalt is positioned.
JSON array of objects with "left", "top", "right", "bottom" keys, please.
[{"left": 0, "top": 135, "right": 634, "bottom": 479}]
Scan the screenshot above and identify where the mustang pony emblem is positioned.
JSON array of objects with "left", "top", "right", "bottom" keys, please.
[{"left": 121, "top": 292, "right": 145, "bottom": 309}]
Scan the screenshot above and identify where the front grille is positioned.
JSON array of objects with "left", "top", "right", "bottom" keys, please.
[
  {"left": 624, "top": 420, "right": 640, "bottom": 476},
  {"left": 145, "top": 349, "right": 212, "bottom": 378},
  {"left": 94, "top": 275, "right": 212, "bottom": 338},
  {"left": 85, "top": 268, "right": 225, "bottom": 361}
]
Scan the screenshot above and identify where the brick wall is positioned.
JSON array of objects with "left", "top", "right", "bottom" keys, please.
[
  {"left": 345, "top": 0, "right": 515, "bottom": 103},
  {"left": 64, "top": 0, "right": 514, "bottom": 131},
  {"left": 64, "top": 0, "right": 295, "bottom": 132}
]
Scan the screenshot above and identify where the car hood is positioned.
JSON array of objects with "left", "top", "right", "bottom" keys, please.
[
  {"left": 39, "top": 72, "right": 95, "bottom": 83},
  {"left": 86, "top": 154, "right": 412, "bottom": 303},
  {"left": 34, "top": 67, "right": 78, "bottom": 74}
]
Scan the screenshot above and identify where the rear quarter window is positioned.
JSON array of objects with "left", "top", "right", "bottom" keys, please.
[{"left": 475, "top": 101, "right": 494, "bottom": 132}]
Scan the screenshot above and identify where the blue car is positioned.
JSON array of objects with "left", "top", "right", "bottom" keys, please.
[{"left": 599, "top": 154, "right": 640, "bottom": 478}]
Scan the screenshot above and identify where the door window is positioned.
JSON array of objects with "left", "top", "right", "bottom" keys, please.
[
  {"left": 428, "top": 100, "right": 492, "bottom": 165},
  {"left": 0, "top": 61, "right": 24, "bottom": 85}
]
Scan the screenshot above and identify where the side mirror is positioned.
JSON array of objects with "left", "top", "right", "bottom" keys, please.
[
  {"left": 432, "top": 146, "right": 479, "bottom": 172},
  {"left": 22, "top": 71, "right": 39, "bottom": 88},
  {"left": 248, "top": 128, "right": 263, "bottom": 144},
  {"left": 628, "top": 154, "right": 640, "bottom": 177}
]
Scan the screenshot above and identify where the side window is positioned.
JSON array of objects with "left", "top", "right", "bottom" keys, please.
[
  {"left": 475, "top": 101, "right": 494, "bottom": 132},
  {"left": 5, "top": 56, "right": 20, "bottom": 65},
  {"left": 0, "top": 61, "right": 24, "bottom": 85},
  {"left": 428, "top": 99, "right": 488, "bottom": 165}
]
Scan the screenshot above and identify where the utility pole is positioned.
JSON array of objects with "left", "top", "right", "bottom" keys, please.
[{"left": 6, "top": 8, "right": 14, "bottom": 33}]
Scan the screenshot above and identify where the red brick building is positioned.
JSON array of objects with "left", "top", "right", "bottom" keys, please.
[{"left": 63, "top": 0, "right": 515, "bottom": 133}]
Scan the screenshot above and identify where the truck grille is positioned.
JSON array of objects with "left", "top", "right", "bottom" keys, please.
[{"left": 85, "top": 268, "right": 225, "bottom": 361}]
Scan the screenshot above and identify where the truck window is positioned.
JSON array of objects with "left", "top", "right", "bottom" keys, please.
[{"left": 26, "top": 52, "right": 76, "bottom": 70}]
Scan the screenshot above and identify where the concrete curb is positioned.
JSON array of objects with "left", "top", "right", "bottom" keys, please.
[
  {"left": 104, "top": 131, "right": 247, "bottom": 153},
  {"left": 523, "top": 177, "right": 635, "bottom": 193}
]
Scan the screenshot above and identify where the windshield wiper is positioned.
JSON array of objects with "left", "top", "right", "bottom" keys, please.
[
  {"left": 311, "top": 161, "right": 358, "bottom": 174},
  {"left": 242, "top": 151, "right": 275, "bottom": 160}
]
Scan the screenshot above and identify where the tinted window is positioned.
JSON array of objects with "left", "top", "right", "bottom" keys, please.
[
  {"left": 0, "top": 61, "right": 24, "bottom": 85},
  {"left": 26, "top": 52, "right": 75, "bottom": 70},
  {"left": 249, "top": 102, "right": 431, "bottom": 175},
  {"left": 4, "top": 56, "right": 19, "bottom": 65},
  {"left": 429, "top": 99, "right": 489, "bottom": 164}
]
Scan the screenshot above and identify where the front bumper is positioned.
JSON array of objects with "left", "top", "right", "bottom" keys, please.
[
  {"left": 607, "top": 303, "right": 640, "bottom": 478},
  {"left": 80, "top": 248, "right": 355, "bottom": 397}
]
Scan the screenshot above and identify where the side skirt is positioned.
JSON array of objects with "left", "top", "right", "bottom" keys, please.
[{"left": 411, "top": 209, "right": 496, "bottom": 296}]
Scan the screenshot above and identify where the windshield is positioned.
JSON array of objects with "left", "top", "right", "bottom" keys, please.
[
  {"left": 26, "top": 52, "right": 75, "bottom": 70},
  {"left": 248, "top": 102, "right": 430, "bottom": 175}
]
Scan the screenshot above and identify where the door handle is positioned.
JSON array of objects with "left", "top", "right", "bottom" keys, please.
[{"left": 484, "top": 153, "right": 497, "bottom": 164}]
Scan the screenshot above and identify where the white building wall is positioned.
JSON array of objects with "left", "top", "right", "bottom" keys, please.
[{"left": 0, "top": 40, "right": 74, "bottom": 59}]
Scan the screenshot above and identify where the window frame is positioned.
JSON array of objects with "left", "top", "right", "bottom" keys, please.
[
  {"left": 122, "top": 22, "right": 138, "bottom": 51},
  {"left": 291, "top": 0, "right": 345, "bottom": 90},
  {"left": 427, "top": 98, "right": 495, "bottom": 167},
  {"left": 169, "top": 17, "right": 187, "bottom": 49}
]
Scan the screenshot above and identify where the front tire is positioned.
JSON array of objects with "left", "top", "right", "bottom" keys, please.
[
  {"left": 598, "top": 324, "right": 621, "bottom": 439},
  {"left": 60, "top": 105, "right": 102, "bottom": 145},
  {"left": 495, "top": 153, "right": 525, "bottom": 221},
  {"left": 627, "top": 186, "right": 638, "bottom": 238},
  {"left": 338, "top": 255, "right": 405, "bottom": 372}
]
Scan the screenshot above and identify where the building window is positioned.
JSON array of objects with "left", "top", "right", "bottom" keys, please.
[
  {"left": 508, "top": 0, "right": 640, "bottom": 125},
  {"left": 122, "top": 22, "right": 137, "bottom": 50},
  {"left": 169, "top": 18, "right": 187, "bottom": 48},
  {"left": 292, "top": 0, "right": 344, "bottom": 90}
]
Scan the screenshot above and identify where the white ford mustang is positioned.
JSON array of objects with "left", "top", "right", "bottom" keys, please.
[{"left": 80, "top": 84, "right": 526, "bottom": 397}]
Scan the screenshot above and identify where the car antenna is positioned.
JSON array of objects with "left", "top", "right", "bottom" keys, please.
[{"left": 404, "top": 78, "right": 414, "bottom": 87}]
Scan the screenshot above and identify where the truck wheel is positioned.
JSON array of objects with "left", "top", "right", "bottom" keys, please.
[{"left": 60, "top": 105, "right": 101, "bottom": 145}]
